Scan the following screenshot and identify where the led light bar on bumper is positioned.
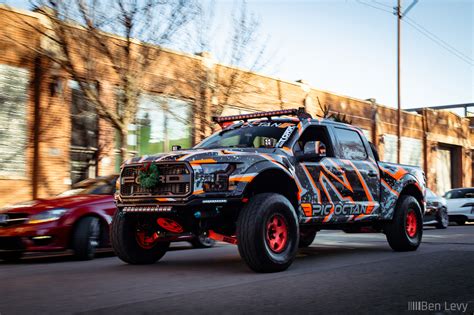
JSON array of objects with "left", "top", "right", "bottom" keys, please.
[{"left": 123, "top": 205, "right": 173, "bottom": 212}]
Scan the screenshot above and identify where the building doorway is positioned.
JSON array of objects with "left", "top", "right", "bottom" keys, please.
[{"left": 436, "top": 144, "right": 462, "bottom": 195}]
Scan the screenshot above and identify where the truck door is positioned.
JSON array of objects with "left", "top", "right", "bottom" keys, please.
[
  {"left": 294, "top": 125, "right": 354, "bottom": 222},
  {"left": 332, "top": 127, "right": 380, "bottom": 220}
]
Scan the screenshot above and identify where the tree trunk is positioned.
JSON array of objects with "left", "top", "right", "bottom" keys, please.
[{"left": 118, "top": 129, "right": 128, "bottom": 166}]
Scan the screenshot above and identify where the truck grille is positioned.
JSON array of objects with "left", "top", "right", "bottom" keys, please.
[{"left": 120, "top": 162, "right": 192, "bottom": 198}]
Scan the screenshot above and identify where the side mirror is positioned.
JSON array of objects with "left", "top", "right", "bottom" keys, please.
[
  {"left": 299, "top": 141, "right": 326, "bottom": 161},
  {"left": 172, "top": 145, "right": 182, "bottom": 151}
]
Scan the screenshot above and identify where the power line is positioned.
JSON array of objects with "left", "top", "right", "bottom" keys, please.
[
  {"left": 373, "top": 0, "right": 394, "bottom": 9},
  {"left": 355, "top": 0, "right": 474, "bottom": 67},
  {"left": 403, "top": 16, "right": 474, "bottom": 66},
  {"left": 356, "top": 0, "right": 393, "bottom": 14}
]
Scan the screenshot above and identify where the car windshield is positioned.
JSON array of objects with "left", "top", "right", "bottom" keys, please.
[
  {"left": 195, "top": 121, "right": 296, "bottom": 149},
  {"left": 58, "top": 177, "right": 117, "bottom": 196},
  {"left": 444, "top": 188, "right": 474, "bottom": 199},
  {"left": 426, "top": 188, "right": 437, "bottom": 198}
]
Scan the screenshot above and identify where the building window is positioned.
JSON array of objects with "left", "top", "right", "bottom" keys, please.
[
  {"left": 128, "top": 94, "right": 192, "bottom": 155},
  {"left": 0, "top": 65, "right": 29, "bottom": 177},
  {"left": 69, "top": 81, "right": 98, "bottom": 184}
]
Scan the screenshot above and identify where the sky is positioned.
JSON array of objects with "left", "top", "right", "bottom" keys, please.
[
  {"left": 4, "top": 0, "right": 473, "bottom": 111},
  {"left": 214, "top": 0, "right": 473, "bottom": 110}
]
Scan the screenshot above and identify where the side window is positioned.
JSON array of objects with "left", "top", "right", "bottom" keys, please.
[
  {"left": 334, "top": 128, "right": 368, "bottom": 160},
  {"left": 294, "top": 126, "right": 334, "bottom": 157},
  {"left": 463, "top": 189, "right": 474, "bottom": 198}
]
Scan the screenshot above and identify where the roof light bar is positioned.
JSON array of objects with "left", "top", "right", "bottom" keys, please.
[{"left": 212, "top": 107, "right": 311, "bottom": 126}]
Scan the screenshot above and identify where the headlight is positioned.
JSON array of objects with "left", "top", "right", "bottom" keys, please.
[
  {"left": 199, "top": 164, "right": 234, "bottom": 192},
  {"left": 28, "top": 208, "right": 68, "bottom": 224}
]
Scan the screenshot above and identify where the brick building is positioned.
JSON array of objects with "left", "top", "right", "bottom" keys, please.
[{"left": 0, "top": 5, "right": 472, "bottom": 207}]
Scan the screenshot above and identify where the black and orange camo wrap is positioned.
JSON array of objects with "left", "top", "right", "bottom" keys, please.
[{"left": 116, "top": 117, "right": 425, "bottom": 225}]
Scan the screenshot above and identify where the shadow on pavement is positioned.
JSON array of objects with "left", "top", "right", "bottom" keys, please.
[{"left": 0, "top": 242, "right": 214, "bottom": 265}]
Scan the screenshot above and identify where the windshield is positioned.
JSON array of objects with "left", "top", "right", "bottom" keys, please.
[
  {"left": 426, "top": 188, "right": 437, "bottom": 198},
  {"left": 58, "top": 177, "right": 117, "bottom": 196},
  {"left": 196, "top": 121, "right": 296, "bottom": 149}
]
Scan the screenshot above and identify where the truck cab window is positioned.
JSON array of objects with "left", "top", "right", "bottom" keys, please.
[{"left": 334, "top": 127, "right": 367, "bottom": 160}]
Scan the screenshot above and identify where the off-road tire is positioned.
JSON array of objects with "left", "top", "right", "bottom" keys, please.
[
  {"left": 237, "top": 193, "right": 299, "bottom": 273},
  {"left": 299, "top": 228, "right": 317, "bottom": 248},
  {"left": 385, "top": 195, "right": 422, "bottom": 251},
  {"left": 111, "top": 211, "right": 169, "bottom": 264},
  {"left": 435, "top": 207, "right": 449, "bottom": 229},
  {"left": 73, "top": 216, "right": 100, "bottom": 260}
]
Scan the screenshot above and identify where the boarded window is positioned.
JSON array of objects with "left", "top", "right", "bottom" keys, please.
[
  {"left": 383, "top": 134, "right": 398, "bottom": 163},
  {"left": 383, "top": 134, "right": 422, "bottom": 166},
  {"left": 401, "top": 137, "right": 422, "bottom": 167},
  {"left": 0, "top": 65, "right": 29, "bottom": 177}
]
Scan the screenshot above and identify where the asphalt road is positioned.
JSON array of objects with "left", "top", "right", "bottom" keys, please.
[{"left": 1, "top": 225, "right": 473, "bottom": 315}]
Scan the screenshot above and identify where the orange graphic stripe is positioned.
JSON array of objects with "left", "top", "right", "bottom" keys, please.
[
  {"left": 229, "top": 175, "right": 255, "bottom": 182},
  {"left": 302, "top": 165, "right": 321, "bottom": 203},
  {"left": 345, "top": 160, "right": 375, "bottom": 219},
  {"left": 190, "top": 159, "right": 217, "bottom": 165},
  {"left": 381, "top": 179, "right": 399, "bottom": 197},
  {"left": 321, "top": 163, "right": 354, "bottom": 194},
  {"left": 318, "top": 174, "right": 334, "bottom": 222},
  {"left": 380, "top": 165, "right": 408, "bottom": 180},
  {"left": 327, "top": 159, "right": 354, "bottom": 192},
  {"left": 301, "top": 203, "right": 312, "bottom": 217},
  {"left": 193, "top": 189, "right": 205, "bottom": 195}
]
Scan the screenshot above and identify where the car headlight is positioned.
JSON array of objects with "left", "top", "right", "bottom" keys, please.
[
  {"left": 199, "top": 164, "right": 234, "bottom": 192},
  {"left": 28, "top": 208, "right": 68, "bottom": 224}
]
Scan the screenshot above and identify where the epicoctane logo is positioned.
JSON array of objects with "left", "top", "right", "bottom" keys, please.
[{"left": 312, "top": 203, "right": 370, "bottom": 216}]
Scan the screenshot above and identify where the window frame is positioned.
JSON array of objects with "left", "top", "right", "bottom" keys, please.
[{"left": 332, "top": 126, "right": 370, "bottom": 161}]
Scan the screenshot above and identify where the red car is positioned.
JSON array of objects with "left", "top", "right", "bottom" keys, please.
[
  {"left": 0, "top": 175, "right": 119, "bottom": 261},
  {"left": 0, "top": 175, "right": 214, "bottom": 262}
]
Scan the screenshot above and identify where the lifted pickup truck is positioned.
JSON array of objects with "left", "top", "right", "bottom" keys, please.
[{"left": 112, "top": 108, "right": 426, "bottom": 272}]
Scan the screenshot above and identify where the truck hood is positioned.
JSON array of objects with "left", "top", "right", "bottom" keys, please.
[
  {"left": 125, "top": 148, "right": 289, "bottom": 165},
  {"left": 0, "top": 195, "right": 113, "bottom": 215}
]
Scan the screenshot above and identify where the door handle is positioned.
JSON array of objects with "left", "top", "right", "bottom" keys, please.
[{"left": 368, "top": 170, "right": 378, "bottom": 177}]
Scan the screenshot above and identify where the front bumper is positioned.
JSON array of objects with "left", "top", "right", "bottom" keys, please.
[
  {"left": 0, "top": 221, "right": 70, "bottom": 252},
  {"left": 116, "top": 196, "right": 244, "bottom": 211}
]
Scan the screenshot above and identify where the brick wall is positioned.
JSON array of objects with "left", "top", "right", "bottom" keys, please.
[{"left": 0, "top": 5, "right": 472, "bottom": 206}]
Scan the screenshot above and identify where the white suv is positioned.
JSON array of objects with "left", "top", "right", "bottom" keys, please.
[{"left": 444, "top": 188, "right": 474, "bottom": 225}]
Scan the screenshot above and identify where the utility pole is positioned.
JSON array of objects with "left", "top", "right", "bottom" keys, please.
[
  {"left": 394, "top": 0, "right": 418, "bottom": 164},
  {"left": 396, "top": 0, "right": 401, "bottom": 164}
]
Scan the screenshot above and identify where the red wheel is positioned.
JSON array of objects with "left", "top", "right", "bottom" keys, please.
[
  {"left": 111, "top": 212, "right": 170, "bottom": 264},
  {"left": 405, "top": 210, "right": 417, "bottom": 238},
  {"left": 385, "top": 195, "right": 422, "bottom": 252},
  {"left": 135, "top": 231, "right": 159, "bottom": 249},
  {"left": 265, "top": 214, "right": 288, "bottom": 253}
]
